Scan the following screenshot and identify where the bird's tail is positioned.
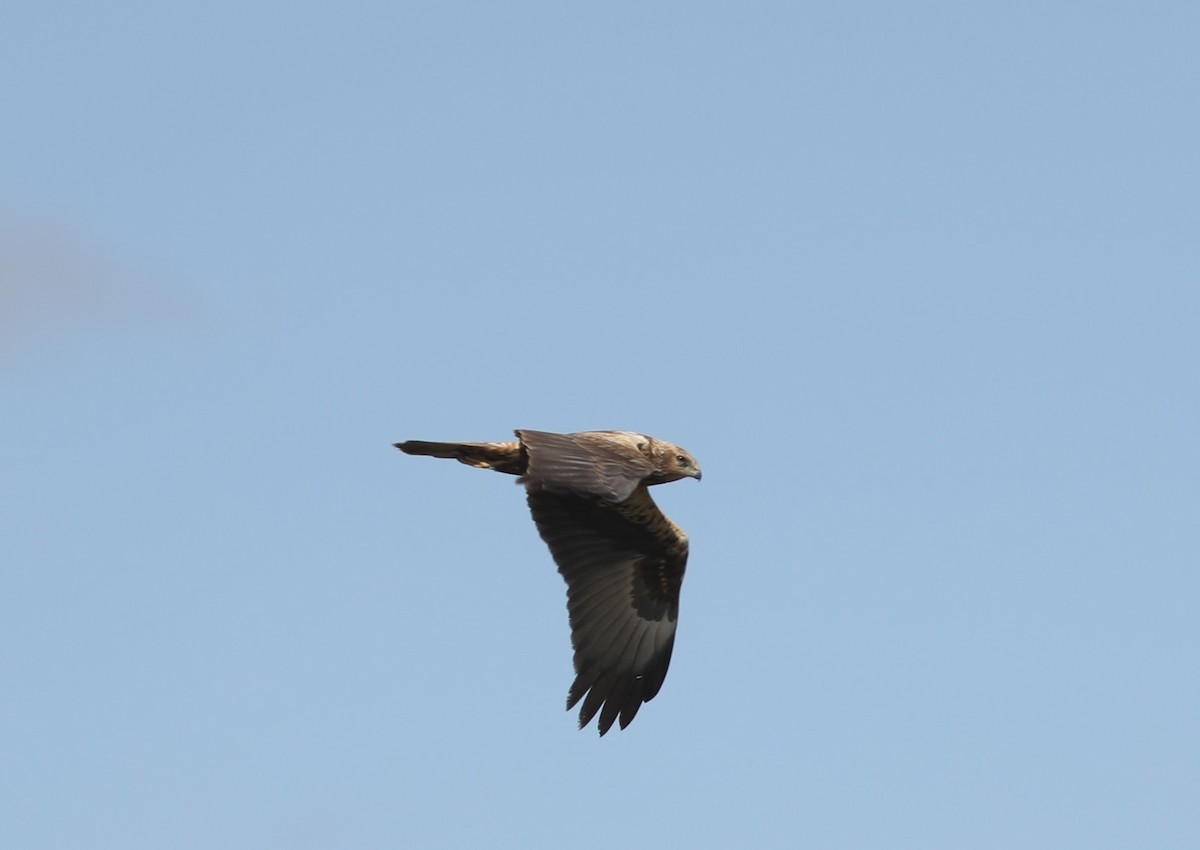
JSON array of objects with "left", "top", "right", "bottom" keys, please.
[{"left": 394, "top": 439, "right": 526, "bottom": 475}]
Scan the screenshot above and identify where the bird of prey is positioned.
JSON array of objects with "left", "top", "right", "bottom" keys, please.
[{"left": 394, "top": 429, "right": 701, "bottom": 735}]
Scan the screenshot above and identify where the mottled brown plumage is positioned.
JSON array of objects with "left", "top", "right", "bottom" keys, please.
[{"left": 394, "top": 429, "right": 701, "bottom": 735}]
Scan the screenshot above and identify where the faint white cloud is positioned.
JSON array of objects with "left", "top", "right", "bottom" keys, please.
[{"left": 0, "top": 222, "right": 162, "bottom": 359}]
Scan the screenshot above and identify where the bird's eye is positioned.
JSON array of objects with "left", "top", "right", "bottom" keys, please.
[{"left": 676, "top": 454, "right": 688, "bottom": 465}]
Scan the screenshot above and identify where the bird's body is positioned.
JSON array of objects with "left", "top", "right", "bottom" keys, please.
[{"left": 395, "top": 429, "right": 700, "bottom": 735}]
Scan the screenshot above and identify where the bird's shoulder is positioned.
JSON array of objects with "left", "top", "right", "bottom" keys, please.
[{"left": 516, "top": 429, "right": 657, "bottom": 502}]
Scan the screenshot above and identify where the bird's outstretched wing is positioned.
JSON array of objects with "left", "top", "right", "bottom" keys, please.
[
  {"left": 517, "top": 429, "right": 655, "bottom": 502},
  {"left": 526, "top": 484, "right": 688, "bottom": 735}
]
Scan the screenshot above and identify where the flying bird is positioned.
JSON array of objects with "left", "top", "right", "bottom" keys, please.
[{"left": 394, "top": 429, "right": 701, "bottom": 735}]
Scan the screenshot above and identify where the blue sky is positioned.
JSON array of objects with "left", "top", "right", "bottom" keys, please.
[{"left": 3, "top": 2, "right": 1198, "bottom": 848}]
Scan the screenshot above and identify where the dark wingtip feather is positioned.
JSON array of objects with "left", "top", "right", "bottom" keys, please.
[
  {"left": 578, "top": 688, "right": 605, "bottom": 731},
  {"left": 567, "top": 671, "right": 596, "bottom": 712},
  {"left": 568, "top": 671, "right": 653, "bottom": 736}
]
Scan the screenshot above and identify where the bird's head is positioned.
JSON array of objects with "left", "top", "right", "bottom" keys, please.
[{"left": 650, "top": 443, "right": 702, "bottom": 484}]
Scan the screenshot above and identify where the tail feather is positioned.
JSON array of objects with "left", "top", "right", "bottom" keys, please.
[{"left": 394, "top": 439, "right": 525, "bottom": 475}]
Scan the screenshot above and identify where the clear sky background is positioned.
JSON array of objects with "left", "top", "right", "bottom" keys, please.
[{"left": 3, "top": 3, "right": 1197, "bottom": 848}]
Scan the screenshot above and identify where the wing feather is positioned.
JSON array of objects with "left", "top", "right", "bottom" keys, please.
[
  {"left": 517, "top": 430, "right": 654, "bottom": 503},
  {"left": 525, "top": 485, "right": 688, "bottom": 735}
]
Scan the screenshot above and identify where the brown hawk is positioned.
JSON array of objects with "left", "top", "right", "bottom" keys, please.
[{"left": 394, "top": 429, "right": 701, "bottom": 735}]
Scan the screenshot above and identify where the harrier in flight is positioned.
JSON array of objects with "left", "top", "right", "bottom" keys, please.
[{"left": 394, "top": 429, "right": 700, "bottom": 735}]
